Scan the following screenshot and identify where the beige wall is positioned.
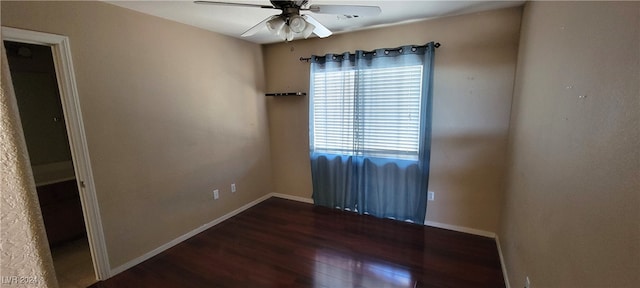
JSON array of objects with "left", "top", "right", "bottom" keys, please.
[
  {"left": 2, "top": 1, "right": 272, "bottom": 268},
  {"left": 499, "top": 2, "right": 639, "bottom": 287},
  {"left": 264, "top": 7, "right": 522, "bottom": 233}
]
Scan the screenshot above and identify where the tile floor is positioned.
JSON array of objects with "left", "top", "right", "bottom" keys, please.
[{"left": 51, "top": 238, "right": 97, "bottom": 288}]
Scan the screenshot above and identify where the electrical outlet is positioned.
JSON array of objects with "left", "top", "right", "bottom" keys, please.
[
  {"left": 231, "top": 183, "right": 236, "bottom": 193},
  {"left": 213, "top": 189, "right": 219, "bottom": 200},
  {"left": 525, "top": 276, "right": 531, "bottom": 288},
  {"left": 428, "top": 191, "right": 435, "bottom": 201}
]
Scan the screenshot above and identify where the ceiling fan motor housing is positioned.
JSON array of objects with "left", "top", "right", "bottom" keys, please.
[{"left": 270, "top": 0, "right": 308, "bottom": 9}]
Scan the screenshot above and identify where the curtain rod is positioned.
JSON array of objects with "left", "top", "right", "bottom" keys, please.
[{"left": 299, "top": 42, "right": 440, "bottom": 62}]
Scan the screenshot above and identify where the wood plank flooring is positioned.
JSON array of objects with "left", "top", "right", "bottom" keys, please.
[{"left": 90, "top": 197, "right": 504, "bottom": 288}]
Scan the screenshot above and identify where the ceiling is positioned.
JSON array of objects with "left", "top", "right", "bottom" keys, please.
[{"left": 107, "top": 0, "right": 525, "bottom": 44}]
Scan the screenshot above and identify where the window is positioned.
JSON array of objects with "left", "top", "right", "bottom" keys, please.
[
  {"left": 308, "top": 43, "right": 435, "bottom": 223},
  {"left": 310, "top": 65, "right": 424, "bottom": 160}
]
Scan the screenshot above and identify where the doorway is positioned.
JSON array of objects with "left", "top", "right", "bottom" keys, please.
[
  {"left": 2, "top": 27, "right": 110, "bottom": 283},
  {"left": 4, "top": 40, "right": 95, "bottom": 287}
]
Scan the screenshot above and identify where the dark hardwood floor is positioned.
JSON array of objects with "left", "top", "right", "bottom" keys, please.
[{"left": 90, "top": 197, "right": 505, "bottom": 288}]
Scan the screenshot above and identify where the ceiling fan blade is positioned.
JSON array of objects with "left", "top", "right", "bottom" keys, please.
[
  {"left": 302, "top": 15, "right": 332, "bottom": 38},
  {"left": 194, "top": 1, "right": 276, "bottom": 9},
  {"left": 306, "top": 5, "right": 381, "bottom": 16},
  {"left": 241, "top": 15, "right": 277, "bottom": 37}
]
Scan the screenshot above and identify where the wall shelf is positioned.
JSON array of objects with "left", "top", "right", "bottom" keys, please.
[{"left": 265, "top": 92, "right": 306, "bottom": 97}]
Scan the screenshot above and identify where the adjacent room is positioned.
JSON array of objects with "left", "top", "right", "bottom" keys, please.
[{"left": 1, "top": 1, "right": 637, "bottom": 288}]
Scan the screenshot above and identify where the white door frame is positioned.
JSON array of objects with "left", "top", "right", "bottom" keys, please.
[{"left": 2, "top": 26, "right": 111, "bottom": 280}]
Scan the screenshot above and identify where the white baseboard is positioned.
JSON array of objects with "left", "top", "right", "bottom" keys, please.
[
  {"left": 271, "top": 192, "right": 314, "bottom": 204},
  {"left": 423, "top": 220, "right": 496, "bottom": 238},
  {"left": 109, "top": 193, "right": 273, "bottom": 276},
  {"left": 495, "top": 235, "right": 510, "bottom": 288}
]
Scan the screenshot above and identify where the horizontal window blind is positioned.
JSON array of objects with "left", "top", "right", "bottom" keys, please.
[{"left": 311, "top": 65, "right": 423, "bottom": 160}]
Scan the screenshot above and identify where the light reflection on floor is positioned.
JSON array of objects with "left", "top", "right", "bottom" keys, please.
[{"left": 313, "top": 249, "right": 414, "bottom": 288}]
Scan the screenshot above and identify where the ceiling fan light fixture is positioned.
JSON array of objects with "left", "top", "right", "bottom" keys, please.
[
  {"left": 266, "top": 17, "right": 285, "bottom": 34},
  {"left": 288, "top": 15, "right": 306, "bottom": 33},
  {"left": 267, "top": 15, "right": 308, "bottom": 41},
  {"left": 302, "top": 22, "right": 315, "bottom": 38},
  {"left": 284, "top": 25, "right": 295, "bottom": 41}
]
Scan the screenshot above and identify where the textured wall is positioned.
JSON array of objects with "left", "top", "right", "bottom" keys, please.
[
  {"left": 2, "top": 1, "right": 272, "bottom": 269},
  {"left": 499, "top": 2, "right": 640, "bottom": 287},
  {"left": 263, "top": 7, "right": 522, "bottom": 233},
  {"left": 1, "top": 45, "right": 57, "bottom": 287}
]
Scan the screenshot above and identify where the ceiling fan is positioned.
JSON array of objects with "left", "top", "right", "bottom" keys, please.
[{"left": 194, "top": 0, "right": 382, "bottom": 41}]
